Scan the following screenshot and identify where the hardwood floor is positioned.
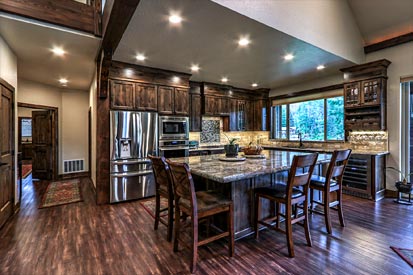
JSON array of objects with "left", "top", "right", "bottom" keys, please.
[{"left": 0, "top": 175, "right": 412, "bottom": 274}]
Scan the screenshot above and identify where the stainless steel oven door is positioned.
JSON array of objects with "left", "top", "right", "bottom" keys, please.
[
  {"left": 159, "top": 146, "right": 189, "bottom": 158},
  {"left": 110, "top": 170, "right": 155, "bottom": 203}
]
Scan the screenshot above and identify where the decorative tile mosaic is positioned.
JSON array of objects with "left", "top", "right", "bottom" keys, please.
[{"left": 200, "top": 120, "right": 220, "bottom": 143}]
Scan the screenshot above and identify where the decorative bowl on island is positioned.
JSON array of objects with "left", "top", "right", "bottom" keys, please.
[{"left": 243, "top": 145, "right": 263, "bottom": 155}]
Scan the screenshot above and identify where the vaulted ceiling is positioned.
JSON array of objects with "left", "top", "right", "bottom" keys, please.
[{"left": 0, "top": 0, "right": 411, "bottom": 91}]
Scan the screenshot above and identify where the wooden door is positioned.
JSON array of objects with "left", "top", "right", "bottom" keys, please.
[
  {"left": 0, "top": 84, "right": 14, "bottom": 228},
  {"left": 174, "top": 88, "right": 189, "bottom": 115},
  {"left": 190, "top": 94, "right": 201, "bottom": 132},
  {"left": 135, "top": 83, "right": 157, "bottom": 111},
  {"left": 158, "top": 86, "right": 174, "bottom": 115},
  {"left": 110, "top": 80, "right": 135, "bottom": 110},
  {"left": 32, "top": 110, "right": 55, "bottom": 180}
]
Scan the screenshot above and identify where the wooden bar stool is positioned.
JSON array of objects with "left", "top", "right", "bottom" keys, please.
[
  {"left": 254, "top": 153, "right": 318, "bottom": 258},
  {"left": 309, "top": 149, "right": 352, "bottom": 234},
  {"left": 148, "top": 155, "right": 174, "bottom": 242},
  {"left": 166, "top": 159, "right": 234, "bottom": 273}
]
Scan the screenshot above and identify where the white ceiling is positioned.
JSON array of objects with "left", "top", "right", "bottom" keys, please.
[
  {"left": 347, "top": 0, "right": 413, "bottom": 45},
  {"left": 114, "top": 0, "right": 353, "bottom": 90},
  {"left": 0, "top": 0, "right": 411, "bottom": 91},
  {"left": 0, "top": 13, "right": 101, "bottom": 90}
]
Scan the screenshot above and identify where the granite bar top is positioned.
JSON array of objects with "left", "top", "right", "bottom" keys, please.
[
  {"left": 170, "top": 150, "right": 331, "bottom": 183},
  {"left": 262, "top": 145, "right": 389, "bottom": 156}
]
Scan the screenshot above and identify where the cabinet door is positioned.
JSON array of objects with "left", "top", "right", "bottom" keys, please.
[
  {"left": 237, "top": 100, "right": 246, "bottom": 131},
  {"left": 190, "top": 94, "right": 201, "bottom": 132},
  {"left": 253, "top": 100, "right": 267, "bottom": 131},
  {"left": 135, "top": 83, "right": 157, "bottom": 111},
  {"left": 174, "top": 88, "right": 189, "bottom": 115},
  {"left": 158, "top": 86, "right": 174, "bottom": 115},
  {"left": 219, "top": 97, "right": 230, "bottom": 116},
  {"left": 344, "top": 82, "right": 361, "bottom": 107},
  {"left": 361, "top": 78, "right": 381, "bottom": 106},
  {"left": 110, "top": 80, "right": 135, "bottom": 110},
  {"left": 245, "top": 100, "right": 254, "bottom": 131},
  {"left": 204, "top": 96, "right": 217, "bottom": 116},
  {"left": 228, "top": 99, "right": 238, "bottom": 131}
]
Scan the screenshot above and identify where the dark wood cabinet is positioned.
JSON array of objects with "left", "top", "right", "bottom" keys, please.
[
  {"left": 158, "top": 86, "right": 174, "bottom": 115},
  {"left": 190, "top": 94, "right": 201, "bottom": 132},
  {"left": 203, "top": 95, "right": 219, "bottom": 116},
  {"left": 135, "top": 83, "right": 157, "bottom": 111},
  {"left": 174, "top": 88, "right": 189, "bottom": 115},
  {"left": 110, "top": 80, "right": 135, "bottom": 110},
  {"left": 341, "top": 59, "right": 390, "bottom": 137},
  {"left": 253, "top": 99, "right": 268, "bottom": 131}
]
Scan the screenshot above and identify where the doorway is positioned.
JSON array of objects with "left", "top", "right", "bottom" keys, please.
[{"left": 17, "top": 103, "right": 58, "bottom": 181}]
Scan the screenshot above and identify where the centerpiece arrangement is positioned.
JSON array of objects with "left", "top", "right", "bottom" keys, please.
[
  {"left": 223, "top": 133, "right": 239, "bottom": 157},
  {"left": 243, "top": 142, "right": 263, "bottom": 155}
]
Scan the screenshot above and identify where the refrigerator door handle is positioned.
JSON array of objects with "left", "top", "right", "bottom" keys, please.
[{"left": 111, "top": 171, "right": 153, "bottom": 178}]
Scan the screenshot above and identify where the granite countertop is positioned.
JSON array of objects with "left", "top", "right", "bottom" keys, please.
[
  {"left": 170, "top": 150, "right": 331, "bottom": 183},
  {"left": 262, "top": 145, "right": 389, "bottom": 156}
]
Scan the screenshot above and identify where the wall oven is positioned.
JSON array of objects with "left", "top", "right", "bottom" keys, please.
[
  {"left": 159, "top": 140, "right": 189, "bottom": 158},
  {"left": 159, "top": 116, "right": 189, "bottom": 140}
]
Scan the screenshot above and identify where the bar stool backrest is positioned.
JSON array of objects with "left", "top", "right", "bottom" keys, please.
[{"left": 326, "top": 149, "right": 352, "bottom": 185}]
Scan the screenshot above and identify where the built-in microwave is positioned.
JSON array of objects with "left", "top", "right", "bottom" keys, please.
[{"left": 159, "top": 116, "right": 189, "bottom": 140}]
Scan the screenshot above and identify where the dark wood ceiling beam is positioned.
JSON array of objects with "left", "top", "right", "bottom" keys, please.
[
  {"left": 0, "top": 0, "right": 99, "bottom": 35},
  {"left": 101, "top": 0, "right": 140, "bottom": 55},
  {"left": 364, "top": 33, "right": 413, "bottom": 54}
]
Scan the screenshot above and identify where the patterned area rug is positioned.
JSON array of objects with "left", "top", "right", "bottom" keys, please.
[
  {"left": 140, "top": 197, "right": 169, "bottom": 220},
  {"left": 22, "top": 164, "right": 32, "bottom": 179},
  {"left": 39, "top": 179, "right": 82, "bottom": 209},
  {"left": 391, "top": 246, "right": 413, "bottom": 267}
]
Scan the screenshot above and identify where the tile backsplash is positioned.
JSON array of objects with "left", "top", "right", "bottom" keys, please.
[{"left": 200, "top": 119, "right": 220, "bottom": 143}]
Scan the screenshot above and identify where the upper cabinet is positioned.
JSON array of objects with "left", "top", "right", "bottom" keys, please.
[
  {"left": 340, "top": 59, "right": 391, "bottom": 136},
  {"left": 109, "top": 62, "right": 191, "bottom": 114}
]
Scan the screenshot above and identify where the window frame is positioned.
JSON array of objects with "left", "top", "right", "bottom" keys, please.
[{"left": 271, "top": 95, "right": 344, "bottom": 142}]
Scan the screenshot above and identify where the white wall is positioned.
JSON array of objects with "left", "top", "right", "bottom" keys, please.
[
  {"left": 0, "top": 35, "right": 19, "bottom": 204},
  {"left": 366, "top": 42, "right": 413, "bottom": 188},
  {"left": 89, "top": 72, "right": 97, "bottom": 187},
  {"left": 212, "top": 0, "right": 365, "bottom": 64},
  {"left": 18, "top": 78, "right": 89, "bottom": 174}
]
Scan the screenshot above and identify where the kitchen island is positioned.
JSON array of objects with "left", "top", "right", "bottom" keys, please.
[{"left": 171, "top": 150, "right": 331, "bottom": 239}]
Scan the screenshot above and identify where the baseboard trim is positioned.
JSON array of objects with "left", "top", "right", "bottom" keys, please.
[{"left": 384, "top": 189, "right": 398, "bottom": 198}]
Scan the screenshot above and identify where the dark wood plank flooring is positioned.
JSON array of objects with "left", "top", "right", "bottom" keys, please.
[{"left": 1, "top": 175, "right": 412, "bottom": 274}]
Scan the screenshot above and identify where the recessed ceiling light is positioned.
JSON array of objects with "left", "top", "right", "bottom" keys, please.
[
  {"left": 221, "top": 77, "right": 228, "bottom": 83},
  {"left": 59, "top": 78, "right": 68, "bottom": 85},
  {"left": 238, "top": 37, "right": 250, "bottom": 47},
  {"left": 317, "top": 65, "right": 325, "bottom": 70},
  {"left": 191, "top": 65, "right": 200, "bottom": 72},
  {"left": 252, "top": 83, "right": 258, "bottom": 87},
  {"left": 51, "top": 47, "right": 65, "bottom": 56},
  {"left": 136, "top": 54, "right": 146, "bottom": 61},
  {"left": 172, "top": 76, "right": 180, "bottom": 83},
  {"left": 284, "top": 53, "right": 294, "bottom": 61},
  {"left": 169, "top": 14, "right": 182, "bottom": 24}
]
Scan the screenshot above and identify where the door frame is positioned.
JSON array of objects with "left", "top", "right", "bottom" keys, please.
[{"left": 17, "top": 102, "right": 58, "bottom": 180}]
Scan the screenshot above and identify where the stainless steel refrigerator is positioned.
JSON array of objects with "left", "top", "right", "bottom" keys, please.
[{"left": 110, "top": 110, "right": 158, "bottom": 203}]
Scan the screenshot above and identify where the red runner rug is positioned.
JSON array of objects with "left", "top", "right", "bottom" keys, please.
[
  {"left": 140, "top": 197, "right": 168, "bottom": 220},
  {"left": 22, "top": 164, "right": 32, "bottom": 179},
  {"left": 39, "top": 179, "right": 82, "bottom": 208},
  {"left": 391, "top": 246, "right": 413, "bottom": 268}
]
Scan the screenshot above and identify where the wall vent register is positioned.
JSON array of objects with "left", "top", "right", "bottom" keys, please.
[{"left": 63, "top": 159, "right": 85, "bottom": 173}]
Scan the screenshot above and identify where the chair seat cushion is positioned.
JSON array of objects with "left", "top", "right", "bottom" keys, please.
[
  {"left": 255, "top": 183, "right": 303, "bottom": 199},
  {"left": 310, "top": 175, "right": 338, "bottom": 188},
  {"left": 179, "top": 191, "right": 232, "bottom": 213}
]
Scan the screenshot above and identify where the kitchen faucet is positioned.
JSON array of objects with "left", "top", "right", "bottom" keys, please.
[{"left": 298, "top": 132, "right": 304, "bottom": 148}]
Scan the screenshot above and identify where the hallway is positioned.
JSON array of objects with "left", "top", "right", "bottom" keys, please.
[{"left": 0, "top": 175, "right": 413, "bottom": 275}]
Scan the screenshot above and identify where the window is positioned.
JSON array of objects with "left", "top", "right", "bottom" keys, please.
[
  {"left": 271, "top": 96, "right": 344, "bottom": 141},
  {"left": 21, "top": 118, "right": 32, "bottom": 142}
]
